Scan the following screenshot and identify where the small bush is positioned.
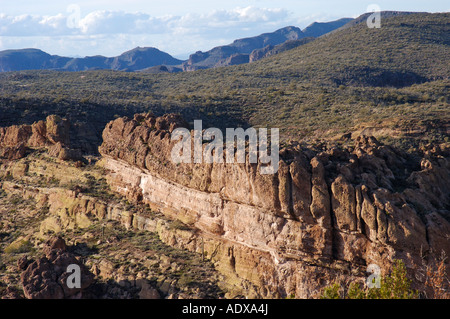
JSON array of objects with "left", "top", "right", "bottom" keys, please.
[
  {"left": 9, "top": 195, "right": 23, "bottom": 206},
  {"left": 421, "top": 258, "right": 450, "bottom": 299},
  {"left": 320, "top": 260, "right": 418, "bottom": 299},
  {"left": 320, "top": 282, "right": 341, "bottom": 299},
  {"left": 4, "top": 239, "right": 33, "bottom": 254}
]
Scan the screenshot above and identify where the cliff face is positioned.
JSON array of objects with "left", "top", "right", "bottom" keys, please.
[{"left": 99, "top": 113, "right": 450, "bottom": 298}]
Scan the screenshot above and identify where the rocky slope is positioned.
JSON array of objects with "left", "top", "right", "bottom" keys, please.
[
  {"left": 0, "top": 112, "right": 448, "bottom": 298},
  {"left": 98, "top": 113, "right": 450, "bottom": 298},
  {"left": 249, "top": 38, "right": 315, "bottom": 63},
  {"left": 0, "top": 147, "right": 224, "bottom": 299}
]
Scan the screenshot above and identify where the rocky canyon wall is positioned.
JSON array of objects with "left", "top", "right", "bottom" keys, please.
[{"left": 99, "top": 113, "right": 450, "bottom": 298}]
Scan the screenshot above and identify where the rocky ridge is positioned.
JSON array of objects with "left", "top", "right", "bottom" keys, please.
[
  {"left": 0, "top": 114, "right": 82, "bottom": 161},
  {"left": 1, "top": 112, "right": 448, "bottom": 298},
  {"left": 181, "top": 26, "right": 305, "bottom": 71},
  {"left": 98, "top": 113, "right": 450, "bottom": 298}
]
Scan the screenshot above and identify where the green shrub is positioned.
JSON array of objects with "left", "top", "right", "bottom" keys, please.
[
  {"left": 371, "top": 260, "right": 418, "bottom": 299},
  {"left": 4, "top": 239, "right": 33, "bottom": 254},
  {"left": 320, "top": 282, "right": 341, "bottom": 299},
  {"left": 320, "top": 260, "right": 418, "bottom": 299}
]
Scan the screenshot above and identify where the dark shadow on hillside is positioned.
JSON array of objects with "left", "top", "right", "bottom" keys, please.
[
  {"left": 0, "top": 97, "right": 251, "bottom": 155},
  {"left": 84, "top": 276, "right": 225, "bottom": 299},
  {"left": 69, "top": 242, "right": 99, "bottom": 257},
  {"left": 333, "top": 66, "right": 428, "bottom": 88}
]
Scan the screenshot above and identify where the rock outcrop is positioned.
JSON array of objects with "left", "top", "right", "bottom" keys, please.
[
  {"left": 19, "top": 237, "right": 94, "bottom": 299},
  {"left": 0, "top": 115, "right": 82, "bottom": 161},
  {"left": 98, "top": 113, "right": 450, "bottom": 298}
]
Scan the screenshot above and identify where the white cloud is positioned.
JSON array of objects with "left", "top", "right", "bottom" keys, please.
[
  {"left": 0, "top": 6, "right": 309, "bottom": 56},
  {"left": 0, "top": 14, "right": 72, "bottom": 36},
  {"left": 0, "top": 6, "right": 293, "bottom": 36}
]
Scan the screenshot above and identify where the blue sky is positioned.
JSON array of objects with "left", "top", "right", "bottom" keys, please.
[{"left": 0, "top": 1, "right": 448, "bottom": 58}]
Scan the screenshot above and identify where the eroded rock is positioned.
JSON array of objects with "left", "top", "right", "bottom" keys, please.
[
  {"left": 0, "top": 115, "right": 86, "bottom": 161},
  {"left": 20, "top": 237, "right": 94, "bottom": 299},
  {"left": 96, "top": 113, "right": 450, "bottom": 298}
]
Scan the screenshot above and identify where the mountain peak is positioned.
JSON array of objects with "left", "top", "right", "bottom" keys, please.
[{"left": 0, "top": 48, "right": 49, "bottom": 57}]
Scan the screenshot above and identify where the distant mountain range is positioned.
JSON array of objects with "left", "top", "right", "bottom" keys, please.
[
  {"left": 0, "top": 47, "right": 183, "bottom": 72},
  {"left": 181, "top": 18, "right": 353, "bottom": 71},
  {"left": 0, "top": 17, "right": 354, "bottom": 73},
  {"left": 181, "top": 25, "right": 305, "bottom": 71}
]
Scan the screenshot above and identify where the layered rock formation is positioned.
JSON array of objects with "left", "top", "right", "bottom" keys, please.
[{"left": 99, "top": 113, "right": 449, "bottom": 298}]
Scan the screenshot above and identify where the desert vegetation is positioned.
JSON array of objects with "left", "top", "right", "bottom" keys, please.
[
  {"left": 0, "top": 12, "right": 448, "bottom": 300},
  {"left": 0, "top": 13, "right": 448, "bottom": 150}
]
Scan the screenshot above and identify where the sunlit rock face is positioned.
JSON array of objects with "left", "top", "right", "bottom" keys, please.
[{"left": 99, "top": 113, "right": 450, "bottom": 298}]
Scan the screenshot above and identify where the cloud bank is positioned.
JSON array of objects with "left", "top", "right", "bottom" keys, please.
[{"left": 0, "top": 7, "right": 304, "bottom": 57}]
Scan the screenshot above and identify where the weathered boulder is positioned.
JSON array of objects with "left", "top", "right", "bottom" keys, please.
[
  {"left": 20, "top": 237, "right": 95, "bottom": 299},
  {"left": 48, "top": 142, "right": 82, "bottom": 161},
  {"left": 28, "top": 120, "right": 48, "bottom": 147},
  {"left": 0, "top": 125, "right": 32, "bottom": 147}
]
